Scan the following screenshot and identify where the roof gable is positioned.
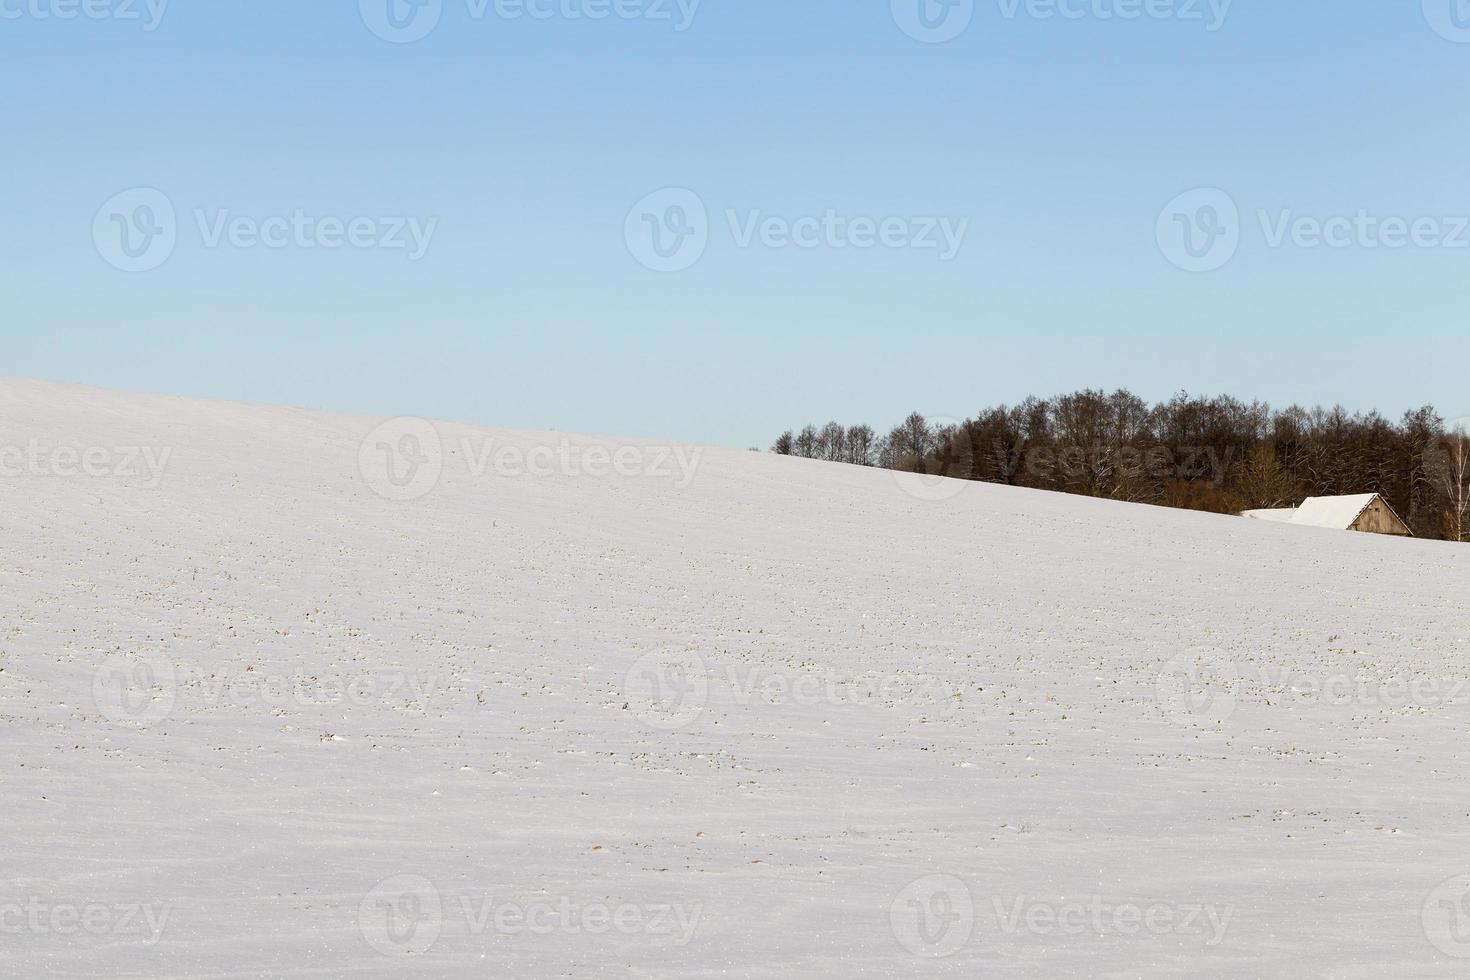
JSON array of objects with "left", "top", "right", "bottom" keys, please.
[{"left": 1287, "top": 494, "right": 1380, "bottom": 529}]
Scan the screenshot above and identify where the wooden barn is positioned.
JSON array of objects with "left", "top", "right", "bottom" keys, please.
[{"left": 1241, "top": 493, "right": 1413, "bottom": 537}]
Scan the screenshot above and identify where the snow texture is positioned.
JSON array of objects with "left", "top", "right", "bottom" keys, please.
[
  {"left": 3, "top": 379, "right": 1470, "bottom": 979},
  {"left": 1287, "top": 494, "right": 1382, "bottom": 530},
  {"left": 1240, "top": 508, "right": 1297, "bottom": 524}
]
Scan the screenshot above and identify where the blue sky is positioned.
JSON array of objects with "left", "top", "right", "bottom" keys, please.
[{"left": 4, "top": 1, "right": 1468, "bottom": 446}]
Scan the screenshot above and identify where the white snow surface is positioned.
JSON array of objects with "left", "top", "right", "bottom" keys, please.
[
  {"left": 1240, "top": 507, "right": 1297, "bottom": 524},
  {"left": 1287, "top": 494, "right": 1383, "bottom": 530},
  {"left": 4, "top": 379, "right": 1470, "bottom": 979}
]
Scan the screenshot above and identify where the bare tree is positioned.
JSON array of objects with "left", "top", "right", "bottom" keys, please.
[
  {"left": 1438, "top": 424, "right": 1470, "bottom": 542},
  {"left": 818, "top": 421, "right": 847, "bottom": 462},
  {"left": 794, "top": 425, "right": 818, "bottom": 459},
  {"left": 768, "top": 394, "right": 1458, "bottom": 537},
  {"left": 771, "top": 431, "right": 794, "bottom": 456},
  {"left": 1236, "top": 443, "right": 1302, "bottom": 510},
  {"left": 886, "top": 412, "right": 933, "bottom": 471},
  {"left": 846, "top": 425, "right": 876, "bottom": 466},
  {"left": 929, "top": 421, "right": 978, "bottom": 482},
  {"left": 1397, "top": 406, "right": 1444, "bottom": 535}
]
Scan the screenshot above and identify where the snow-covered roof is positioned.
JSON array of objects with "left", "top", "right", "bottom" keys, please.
[
  {"left": 1241, "top": 508, "right": 1297, "bottom": 523},
  {"left": 1286, "top": 494, "right": 1381, "bottom": 530}
]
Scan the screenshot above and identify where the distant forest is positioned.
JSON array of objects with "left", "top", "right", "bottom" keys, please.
[{"left": 770, "top": 390, "right": 1470, "bottom": 542}]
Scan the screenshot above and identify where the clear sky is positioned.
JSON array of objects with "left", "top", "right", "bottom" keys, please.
[{"left": 4, "top": 1, "right": 1468, "bottom": 447}]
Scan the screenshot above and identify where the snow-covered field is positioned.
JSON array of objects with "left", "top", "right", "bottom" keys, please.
[{"left": 4, "top": 378, "right": 1469, "bottom": 979}]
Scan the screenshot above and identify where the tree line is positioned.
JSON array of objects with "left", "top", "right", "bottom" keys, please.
[{"left": 770, "top": 390, "right": 1470, "bottom": 541}]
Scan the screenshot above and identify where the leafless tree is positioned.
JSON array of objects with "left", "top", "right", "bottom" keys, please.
[
  {"left": 794, "top": 425, "right": 818, "bottom": 459},
  {"left": 893, "top": 412, "right": 933, "bottom": 468},
  {"left": 818, "top": 421, "right": 847, "bottom": 462},
  {"left": 1438, "top": 424, "right": 1470, "bottom": 542},
  {"left": 768, "top": 392, "right": 1463, "bottom": 536},
  {"left": 1236, "top": 443, "right": 1302, "bottom": 510},
  {"left": 845, "top": 425, "right": 877, "bottom": 466}
]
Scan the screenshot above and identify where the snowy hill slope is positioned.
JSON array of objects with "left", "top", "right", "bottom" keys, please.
[{"left": 3, "top": 378, "right": 1469, "bottom": 979}]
